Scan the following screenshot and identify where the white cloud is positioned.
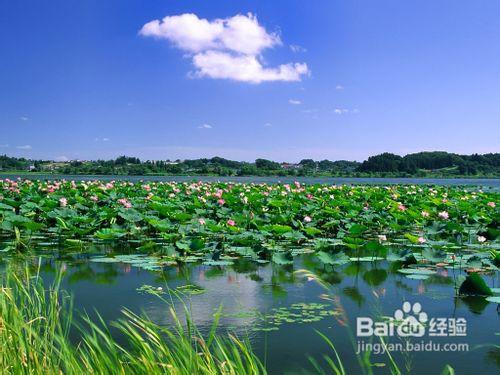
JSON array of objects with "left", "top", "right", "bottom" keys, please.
[
  {"left": 140, "top": 13, "right": 309, "bottom": 83},
  {"left": 289, "top": 99, "right": 302, "bottom": 105},
  {"left": 198, "top": 123, "right": 212, "bottom": 129},
  {"left": 335, "top": 85, "right": 344, "bottom": 90},
  {"left": 140, "top": 13, "right": 279, "bottom": 55},
  {"left": 20, "top": 116, "right": 29, "bottom": 121},
  {"left": 290, "top": 44, "right": 306, "bottom": 53},
  {"left": 0, "top": 144, "right": 8, "bottom": 148},
  {"left": 192, "top": 51, "right": 308, "bottom": 83},
  {"left": 94, "top": 137, "right": 110, "bottom": 142},
  {"left": 55, "top": 155, "right": 69, "bottom": 162},
  {"left": 264, "top": 122, "right": 272, "bottom": 127},
  {"left": 16, "top": 145, "right": 32, "bottom": 150},
  {"left": 334, "top": 108, "right": 359, "bottom": 114}
]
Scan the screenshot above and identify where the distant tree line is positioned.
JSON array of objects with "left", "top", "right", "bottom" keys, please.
[
  {"left": 358, "top": 152, "right": 499, "bottom": 176},
  {"left": 0, "top": 151, "right": 498, "bottom": 177}
]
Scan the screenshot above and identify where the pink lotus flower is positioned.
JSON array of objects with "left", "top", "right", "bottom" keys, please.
[
  {"left": 217, "top": 199, "right": 225, "bottom": 205},
  {"left": 438, "top": 211, "right": 449, "bottom": 220},
  {"left": 227, "top": 219, "right": 236, "bottom": 226},
  {"left": 477, "top": 235, "right": 486, "bottom": 243},
  {"left": 378, "top": 235, "right": 387, "bottom": 242},
  {"left": 90, "top": 195, "right": 98, "bottom": 202},
  {"left": 198, "top": 218, "right": 206, "bottom": 225},
  {"left": 487, "top": 201, "right": 496, "bottom": 207},
  {"left": 118, "top": 198, "right": 132, "bottom": 209},
  {"left": 303, "top": 216, "right": 312, "bottom": 223},
  {"left": 418, "top": 237, "right": 426, "bottom": 244},
  {"left": 421, "top": 211, "right": 429, "bottom": 218},
  {"left": 59, "top": 197, "right": 67, "bottom": 207},
  {"left": 398, "top": 204, "right": 407, "bottom": 211}
]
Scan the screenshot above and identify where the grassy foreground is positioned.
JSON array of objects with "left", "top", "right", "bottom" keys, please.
[{"left": 0, "top": 267, "right": 265, "bottom": 374}]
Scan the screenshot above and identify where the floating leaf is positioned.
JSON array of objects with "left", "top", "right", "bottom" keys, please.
[
  {"left": 272, "top": 252, "right": 294, "bottom": 265},
  {"left": 316, "top": 251, "right": 349, "bottom": 265},
  {"left": 397, "top": 268, "right": 436, "bottom": 276},
  {"left": 422, "top": 247, "right": 447, "bottom": 263},
  {"left": 202, "top": 260, "right": 234, "bottom": 266},
  {"left": 350, "top": 256, "right": 384, "bottom": 262},
  {"left": 406, "top": 274, "right": 430, "bottom": 280},
  {"left": 90, "top": 257, "right": 121, "bottom": 263}
]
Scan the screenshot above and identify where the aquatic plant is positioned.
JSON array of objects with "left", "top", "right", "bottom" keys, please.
[
  {"left": 0, "top": 179, "right": 497, "bottom": 268},
  {"left": 0, "top": 266, "right": 265, "bottom": 374}
]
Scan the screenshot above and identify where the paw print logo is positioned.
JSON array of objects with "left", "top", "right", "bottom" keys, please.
[{"left": 394, "top": 302, "right": 428, "bottom": 337}]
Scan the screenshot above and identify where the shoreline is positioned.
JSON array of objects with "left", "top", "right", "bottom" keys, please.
[{"left": 1, "top": 173, "right": 499, "bottom": 187}]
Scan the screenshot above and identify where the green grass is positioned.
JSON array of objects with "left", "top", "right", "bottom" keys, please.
[{"left": 0, "top": 266, "right": 265, "bottom": 374}]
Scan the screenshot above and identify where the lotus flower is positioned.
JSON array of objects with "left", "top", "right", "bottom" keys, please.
[
  {"left": 438, "top": 211, "right": 449, "bottom": 219},
  {"left": 118, "top": 198, "right": 132, "bottom": 209}
]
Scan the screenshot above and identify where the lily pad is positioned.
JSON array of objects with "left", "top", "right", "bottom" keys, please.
[
  {"left": 485, "top": 296, "right": 500, "bottom": 303},
  {"left": 397, "top": 268, "right": 436, "bottom": 276}
]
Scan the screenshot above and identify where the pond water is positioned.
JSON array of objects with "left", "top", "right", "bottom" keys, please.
[
  {"left": 0, "top": 177, "right": 498, "bottom": 372},
  {"left": 2, "top": 249, "right": 499, "bottom": 374},
  {"left": 1, "top": 173, "right": 499, "bottom": 188}
]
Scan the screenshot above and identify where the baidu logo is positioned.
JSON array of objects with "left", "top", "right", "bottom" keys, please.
[
  {"left": 356, "top": 301, "right": 469, "bottom": 354},
  {"left": 393, "top": 302, "right": 427, "bottom": 337},
  {"left": 356, "top": 301, "right": 464, "bottom": 338}
]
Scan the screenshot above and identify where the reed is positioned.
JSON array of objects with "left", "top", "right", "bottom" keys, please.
[{"left": 0, "top": 266, "right": 265, "bottom": 374}]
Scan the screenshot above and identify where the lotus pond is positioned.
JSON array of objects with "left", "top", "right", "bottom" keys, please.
[{"left": 0, "top": 178, "right": 499, "bottom": 373}]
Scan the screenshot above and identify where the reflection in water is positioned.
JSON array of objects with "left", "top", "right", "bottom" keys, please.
[{"left": 68, "top": 263, "right": 120, "bottom": 285}]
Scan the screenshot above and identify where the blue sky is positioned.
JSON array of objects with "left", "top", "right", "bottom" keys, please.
[{"left": 1, "top": 0, "right": 499, "bottom": 162}]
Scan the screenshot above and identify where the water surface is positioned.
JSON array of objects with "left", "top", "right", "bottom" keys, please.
[{"left": 3, "top": 251, "right": 498, "bottom": 374}]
